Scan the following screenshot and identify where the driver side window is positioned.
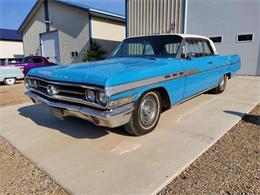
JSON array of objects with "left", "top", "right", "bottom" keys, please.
[{"left": 186, "top": 40, "right": 204, "bottom": 57}]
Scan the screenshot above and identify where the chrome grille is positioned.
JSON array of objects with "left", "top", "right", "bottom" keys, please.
[
  {"left": 26, "top": 77, "right": 106, "bottom": 109},
  {"left": 37, "top": 79, "right": 85, "bottom": 97}
]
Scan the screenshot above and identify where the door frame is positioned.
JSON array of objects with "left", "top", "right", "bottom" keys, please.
[{"left": 40, "top": 30, "right": 61, "bottom": 63}]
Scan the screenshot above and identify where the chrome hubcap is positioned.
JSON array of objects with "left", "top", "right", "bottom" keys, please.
[
  {"left": 140, "top": 95, "right": 158, "bottom": 127},
  {"left": 219, "top": 77, "right": 225, "bottom": 89}
]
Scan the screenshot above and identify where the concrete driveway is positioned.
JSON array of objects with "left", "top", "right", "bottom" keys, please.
[{"left": 0, "top": 76, "right": 259, "bottom": 195}]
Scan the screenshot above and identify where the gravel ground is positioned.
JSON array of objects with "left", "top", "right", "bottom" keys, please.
[
  {"left": 0, "top": 81, "right": 30, "bottom": 107},
  {"left": 159, "top": 104, "right": 260, "bottom": 195},
  {"left": 0, "top": 137, "right": 69, "bottom": 195}
]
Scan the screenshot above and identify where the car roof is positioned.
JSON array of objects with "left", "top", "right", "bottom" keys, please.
[{"left": 127, "top": 33, "right": 208, "bottom": 40}]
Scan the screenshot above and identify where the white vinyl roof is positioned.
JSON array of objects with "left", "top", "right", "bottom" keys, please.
[
  {"left": 178, "top": 34, "right": 218, "bottom": 54},
  {"left": 127, "top": 33, "right": 218, "bottom": 54}
]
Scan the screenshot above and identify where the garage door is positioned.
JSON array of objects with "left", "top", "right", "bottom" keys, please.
[{"left": 40, "top": 31, "right": 60, "bottom": 63}]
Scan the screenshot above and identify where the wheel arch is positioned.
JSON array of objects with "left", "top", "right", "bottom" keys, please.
[
  {"left": 136, "top": 86, "right": 171, "bottom": 112},
  {"left": 225, "top": 72, "right": 231, "bottom": 79}
]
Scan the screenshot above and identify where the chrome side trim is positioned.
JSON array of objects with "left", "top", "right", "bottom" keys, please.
[
  {"left": 184, "top": 68, "right": 199, "bottom": 76},
  {"left": 105, "top": 71, "right": 183, "bottom": 96},
  {"left": 106, "top": 61, "right": 240, "bottom": 96}
]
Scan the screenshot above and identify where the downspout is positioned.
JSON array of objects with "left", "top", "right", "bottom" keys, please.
[
  {"left": 44, "top": 0, "right": 50, "bottom": 32},
  {"left": 184, "top": 0, "right": 188, "bottom": 33},
  {"left": 88, "top": 13, "right": 92, "bottom": 47},
  {"left": 125, "top": 0, "right": 128, "bottom": 38}
]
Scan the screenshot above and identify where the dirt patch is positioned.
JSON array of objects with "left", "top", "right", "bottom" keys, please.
[
  {"left": 159, "top": 104, "right": 260, "bottom": 194},
  {"left": 0, "top": 81, "right": 31, "bottom": 107}
]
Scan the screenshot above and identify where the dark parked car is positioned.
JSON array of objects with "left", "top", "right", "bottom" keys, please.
[{"left": 10, "top": 56, "right": 56, "bottom": 75}]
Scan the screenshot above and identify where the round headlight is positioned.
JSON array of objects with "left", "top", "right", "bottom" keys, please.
[
  {"left": 97, "top": 91, "right": 108, "bottom": 106},
  {"left": 28, "top": 79, "right": 33, "bottom": 88},
  {"left": 85, "top": 90, "right": 96, "bottom": 102},
  {"left": 25, "top": 79, "right": 30, "bottom": 88},
  {"left": 33, "top": 80, "right": 38, "bottom": 88}
]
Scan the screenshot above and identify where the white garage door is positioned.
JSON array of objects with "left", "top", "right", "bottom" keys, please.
[{"left": 40, "top": 31, "right": 60, "bottom": 63}]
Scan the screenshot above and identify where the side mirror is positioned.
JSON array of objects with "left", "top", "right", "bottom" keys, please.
[{"left": 186, "top": 52, "right": 194, "bottom": 60}]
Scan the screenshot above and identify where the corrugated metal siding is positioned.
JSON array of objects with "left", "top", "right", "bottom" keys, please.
[{"left": 127, "top": 0, "right": 185, "bottom": 37}]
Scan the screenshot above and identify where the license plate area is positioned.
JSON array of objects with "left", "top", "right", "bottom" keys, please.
[{"left": 49, "top": 107, "right": 64, "bottom": 120}]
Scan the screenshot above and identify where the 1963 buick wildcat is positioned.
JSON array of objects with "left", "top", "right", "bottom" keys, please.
[{"left": 24, "top": 34, "right": 240, "bottom": 136}]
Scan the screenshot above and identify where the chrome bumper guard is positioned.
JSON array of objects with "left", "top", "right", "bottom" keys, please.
[{"left": 25, "top": 91, "right": 134, "bottom": 128}]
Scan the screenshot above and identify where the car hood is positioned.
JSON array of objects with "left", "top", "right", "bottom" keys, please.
[{"left": 27, "top": 57, "right": 180, "bottom": 87}]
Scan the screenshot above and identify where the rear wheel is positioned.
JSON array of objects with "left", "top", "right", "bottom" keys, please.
[
  {"left": 212, "top": 75, "right": 227, "bottom": 94},
  {"left": 124, "top": 91, "right": 161, "bottom": 136},
  {"left": 4, "top": 78, "right": 16, "bottom": 85}
]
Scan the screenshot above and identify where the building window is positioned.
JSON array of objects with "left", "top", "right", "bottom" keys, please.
[
  {"left": 209, "top": 36, "right": 222, "bottom": 43},
  {"left": 71, "top": 51, "right": 79, "bottom": 58},
  {"left": 237, "top": 34, "right": 253, "bottom": 42},
  {"left": 0, "top": 59, "right": 6, "bottom": 65}
]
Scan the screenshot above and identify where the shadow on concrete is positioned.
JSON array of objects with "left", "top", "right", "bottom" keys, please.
[
  {"left": 18, "top": 104, "right": 131, "bottom": 139},
  {"left": 224, "top": 110, "right": 260, "bottom": 126}
]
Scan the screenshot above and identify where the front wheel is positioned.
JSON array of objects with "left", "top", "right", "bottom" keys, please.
[
  {"left": 211, "top": 75, "right": 227, "bottom": 94},
  {"left": 124, "top": 91, "right": 161, "bottom": 136},
  {"left": 4, "top": 78, "right": 16, "bottom": 85}
]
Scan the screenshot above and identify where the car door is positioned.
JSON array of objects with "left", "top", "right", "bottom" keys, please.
[
  {"left": 201, "top": 40, "right": 222, "bottom": 86},
  {"left": 182, "top": 38, "right": 219, "bottom": 99}
]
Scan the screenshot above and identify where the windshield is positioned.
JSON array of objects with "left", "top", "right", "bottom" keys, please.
[{"left": 111, "top": 35, "right": 182, "bottom": 58}]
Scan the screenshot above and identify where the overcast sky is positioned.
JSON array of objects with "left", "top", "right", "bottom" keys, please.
[{"left": 0, "top": 0, "right": 125, "bottom": 30}]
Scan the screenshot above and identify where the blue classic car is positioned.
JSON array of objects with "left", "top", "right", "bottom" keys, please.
[{"left": 24, "top": 34, "right": 240, "bottom": 136}]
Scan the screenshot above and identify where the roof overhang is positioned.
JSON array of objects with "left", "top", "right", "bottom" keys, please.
[{"left": 18, "top": 0, "right": 125, "bottom": 33}]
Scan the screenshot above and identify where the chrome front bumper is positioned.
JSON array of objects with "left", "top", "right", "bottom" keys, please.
[{"left": 25, "top": 91, "right": 134, "bottom": 128}]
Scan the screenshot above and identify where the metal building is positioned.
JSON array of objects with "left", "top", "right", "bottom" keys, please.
[
  {"left": 18, "top": 0, "right": 125, "bottom": 64},
  {"left": 127, "top": 0, "right": 185, "bottom": 36},
  {"left": 126, "top": 0, "right": 260, "bottom": 75},
  {"left": 0, "top": 29, "right": 24, "bottom": 65}
]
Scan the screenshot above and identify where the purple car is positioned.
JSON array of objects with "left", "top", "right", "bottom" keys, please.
[{"left": 11, "top": 56, "right": 56, "bottom": 75}]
